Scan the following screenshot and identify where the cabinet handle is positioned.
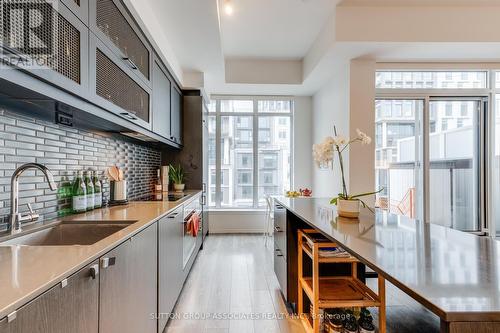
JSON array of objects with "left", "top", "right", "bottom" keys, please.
[
  {"left": 123, "top": 57, "right": 138, "bottom": 70},
  {"left": 120, "top": 112, "right": 138, "bottom": 120},
  {"left": 167, "top": 213, "right": 179, "bottom": 219},
  {"left": 202, "top": 183, "right": 207, "bottom": 193},
  {"left": 7, "top": 311, "right": 17, "bottom": 323},
  {"left": 101, "top": 257, "right": 116, "bottom": 269},
  {"left": 90, "top": 264, "right": 99, "bottom": 279},
  {"left": 274, "top": 226, "right": 282, "bottom": 232},
  {"left": 275, "top": 249, "right": 284, "bottom": 257}
]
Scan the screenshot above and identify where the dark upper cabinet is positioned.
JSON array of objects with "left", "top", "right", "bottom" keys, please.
[
  {"left": 152, "top": 58, "right": 172, "bottom": 140},
  {"left": 170, "top": 84, "right": 183, "bottom": 145},
  {"left": 99, "top": 223, "right": 157, "bottom": 333},
  {"left": 0, "top": 261, "right": 99, "bottom": 333},
  {"left": 0, "top": 1, "right": 89, "bottom": 97},
  {"left": 89, "top": 34, "right": 152, "bottom": 130},
  {"left": 89, "top": 0, "right": 152, "bottom": 87},
  {"left": 62, "top": 0, "right": 89, "bottom": 24}
]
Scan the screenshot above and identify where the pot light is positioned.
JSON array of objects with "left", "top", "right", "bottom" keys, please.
[{"left": 224, "top": 0, "right": 234, "bottom": 15}]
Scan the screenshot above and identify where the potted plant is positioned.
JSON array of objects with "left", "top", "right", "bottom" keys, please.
[
  {"left": 313, "top": 127, "right": 382, "bottom": 218},
  {"left": 168, "top": 164, "right": 186, "bottom": 192}
]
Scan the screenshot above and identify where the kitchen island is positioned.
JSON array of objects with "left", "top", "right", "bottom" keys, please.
[{"left": 273, "top": 196, "right": 500, "bottom": 333}]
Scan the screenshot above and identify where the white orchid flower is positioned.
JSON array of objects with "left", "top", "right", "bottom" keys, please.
[
  {"left": 334, "top": 136, "right": 347, "bottom": 145},
  {"left": 356, "top": 128, "right": 372, "bottom": 145}
]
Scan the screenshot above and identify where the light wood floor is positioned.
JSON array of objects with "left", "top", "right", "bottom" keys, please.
[{"left": 166, "top": 234, "right": 439, "bottom": 333}]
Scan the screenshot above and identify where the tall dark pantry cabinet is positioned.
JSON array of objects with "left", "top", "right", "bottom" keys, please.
[{"left": 162, "top": 90, "right": 210, "bottom": 242}]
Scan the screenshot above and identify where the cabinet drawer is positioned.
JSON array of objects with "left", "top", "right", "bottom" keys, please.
[
  {"left": 0, "top": 1, "right": 89, "bottom": 97},
  {"left": 273, "top": 203, "right": 286, "bottom": 257},
  {"left": 90, "top": 35, "right": 152, "bottom": 130},
  {"left": 274, "top": 241, "right": 287, "bottom": 301},
  {"left": 0, "top": 261, "right": 99, "bottom": 333},
  {"left": 89, "top": 0, "right": 151, "bottom": 85}
]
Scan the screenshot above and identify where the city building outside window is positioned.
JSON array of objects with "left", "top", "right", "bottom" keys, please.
[{"left": 208, "top": 97, "right": 293, "bottom": 208}]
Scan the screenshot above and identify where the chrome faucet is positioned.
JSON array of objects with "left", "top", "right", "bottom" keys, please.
[{"left": 10, "top": 163, "right": 57, "bottom": 234}]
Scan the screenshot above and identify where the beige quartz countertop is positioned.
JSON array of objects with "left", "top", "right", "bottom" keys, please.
[{"left": 0, "top": 190, "right": 202, "bottom": 320}]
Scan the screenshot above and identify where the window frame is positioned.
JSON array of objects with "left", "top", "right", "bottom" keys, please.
[
  {"left": 375, "top": 69, "right": 491, "bottom": 235},
  {"left": 210, "top": 96, "right": 294, "bottom": 209}
]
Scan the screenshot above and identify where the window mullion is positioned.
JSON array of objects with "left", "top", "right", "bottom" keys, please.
[
  {"left": 215, "top": 101, "right": 222, "bottom": 209},
  {"left": 253, "top": 99, "right": 259, "bottom": 208}
]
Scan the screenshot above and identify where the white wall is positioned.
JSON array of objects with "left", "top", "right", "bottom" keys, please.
[
  {"left": 349, "top": 59, "right": 376, "bottom": 206},
  {"left": 293, "top": 96, "right": 313, "bottom": 190},
  {"left": 209, "top": 211, "right": 267, "bottom": 233},
  {"left": 312, "top": 64, "right": 350, "bottom": 197},
  {"left": 311, "top": 60, "right": 376, "bottom": 202}
]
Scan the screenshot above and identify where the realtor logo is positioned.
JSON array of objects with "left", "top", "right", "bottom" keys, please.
[{"left": 1, "top": 0, "right": 57, "bottom": 68}]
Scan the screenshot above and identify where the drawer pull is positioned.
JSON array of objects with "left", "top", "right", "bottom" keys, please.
[
  {"left": 274, "top": 226, "right": 283, "bottom": 232},
  {"left": 90, "top": 264, "right": 99, "bottom": 279},
  {"left": 101, "top": 257, "right": 116, "bottom": 269},
  {"left": 123, "top": 57, "right": 138, "bottom": 70}
]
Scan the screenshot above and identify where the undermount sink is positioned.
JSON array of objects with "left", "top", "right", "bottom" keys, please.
[{"left": 0, "top": 221, "right": 135, "bottom": 246}]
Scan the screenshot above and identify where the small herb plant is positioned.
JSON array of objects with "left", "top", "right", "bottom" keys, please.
[{"left": 168, "top": 164, "right": 186, "bottom": 185}]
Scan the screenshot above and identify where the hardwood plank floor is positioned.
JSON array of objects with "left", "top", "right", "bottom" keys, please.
[{"left": 165, "top": 234, "right": 440, "bottom": 333}]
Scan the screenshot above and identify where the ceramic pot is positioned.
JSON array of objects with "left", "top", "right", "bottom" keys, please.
[
  {"left": 337, "top": 199, "right": 360, "bottom": 218},
  {"left": 173, "top": 183, "right": 185, "bottom": 192}
]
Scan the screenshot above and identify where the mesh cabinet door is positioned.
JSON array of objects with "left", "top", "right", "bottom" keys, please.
[{"left": 0, "top": 1, "right": 89, "bottom": 96}]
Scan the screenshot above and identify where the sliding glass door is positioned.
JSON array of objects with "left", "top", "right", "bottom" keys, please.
[
  {"left": 375, "top": 99, "right": 423, "bottom": 219},
  {"left": 375, "top": 97, "right": 484, "bottom": 232},
  {"left": 428, "top": 99, "right": 482, "bottom": 231}
]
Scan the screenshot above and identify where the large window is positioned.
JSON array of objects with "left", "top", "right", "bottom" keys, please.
[
  {"left": 208, "top": 98, "right": 293, "bottom": 208},
  {"left": 375, "top": 70, "right": 488, "bottom": 233}
]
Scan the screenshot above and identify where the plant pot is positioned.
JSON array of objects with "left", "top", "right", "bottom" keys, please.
[
  {"left": 173, "top": 183, "right": 185, "bottom": 192},
  {"left": 337, "top": 199, "right": 360, "bottom": 219}
]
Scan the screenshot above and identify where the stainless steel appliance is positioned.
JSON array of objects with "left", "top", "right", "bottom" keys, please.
[
  {"left": 135, "top": 193, "right": 187, "bottom": 202},
  {"left": 182, "top": 198, "right": 202, "bottom": 268}
]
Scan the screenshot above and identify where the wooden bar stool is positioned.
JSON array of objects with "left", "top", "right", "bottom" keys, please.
[{"left": 297, "top": 229, "right": 386, "bottom": 333}]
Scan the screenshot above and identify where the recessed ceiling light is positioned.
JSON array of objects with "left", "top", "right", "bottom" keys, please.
[{"left": 224, "top": 0, "right": 234, "bottom": 15}]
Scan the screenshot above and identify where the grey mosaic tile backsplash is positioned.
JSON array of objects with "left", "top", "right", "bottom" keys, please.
[{"left": 0, "top": 109, "right": 161, "bottom": 229}]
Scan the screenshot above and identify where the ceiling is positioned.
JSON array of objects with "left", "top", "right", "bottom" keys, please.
[
  {"left": 130, "top": 0, "right": 500, "bottom": 97},
  {"left": 339, "top": 0, "right": 500, "bottom": 6},
  {"left": 219, "top": 0, "right": 337, "bottom": 59}
]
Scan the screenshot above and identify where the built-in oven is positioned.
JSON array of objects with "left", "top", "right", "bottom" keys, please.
[{"left": 182, "top": 198, "right": 202, "bottom": 268}]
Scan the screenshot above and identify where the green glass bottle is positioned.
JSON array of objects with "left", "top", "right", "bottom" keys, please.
[
  {"left": 72, "top": 170, "right": 87, "bottom": 213},
  {"left": 93, "top": 170, "right": 103, "bottom": 208},
  {"left": 57, "top": 172, "right": 72, "bottom": 217},
  {"left": 84, "top": 170, "right": 95, "bottom": 211}
]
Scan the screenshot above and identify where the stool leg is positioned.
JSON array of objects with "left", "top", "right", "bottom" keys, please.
[{"left": 378, "top": 276, "right": 386, "bottom": 333}]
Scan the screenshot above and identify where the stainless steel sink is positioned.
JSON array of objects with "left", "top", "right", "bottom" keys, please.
[{"left": 0, "top": 221, "right": 135, "bottom": 246}]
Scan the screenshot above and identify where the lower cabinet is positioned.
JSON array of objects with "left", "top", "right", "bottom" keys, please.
[
  {"left": 158, "top": 207, "right": 184, "bottom": 333},
  {"left": 99, "top": 223, "right": 157, "bottom": 333},
  {"left": 0, "top": 261, "right": 99, "bottom": 333}
]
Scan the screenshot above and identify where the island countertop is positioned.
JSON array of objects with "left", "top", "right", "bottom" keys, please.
[
  {"left": 274, "top": 196, "right": 500, "bottom": 322},
  {"left": 0, "top": 190, "right": 201, "bottom": 321}
]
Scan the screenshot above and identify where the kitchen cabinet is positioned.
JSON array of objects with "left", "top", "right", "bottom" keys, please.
[
  {"left": 152, "top": 58, "right": 172, "bottom": 140},
  {"left": 158, "top": 207, "right": 184, "bottom": 333},
  {"left": 0, "top": 261, "right": 99, "bottom": 333},
  {"left": 99, "top": 223, "right": 157, "bottom": 333},
  {"left": 89, "top": 34, "right": 152, "bottom": 130},
  {"left": 170, "top": 84, "right": 183, "bottom": 145},
  {"left": 62, "top": 0, "right": 89, "bottom": 24},
  {"left": 89, "top": 0, "right": 151, "bottom": 86},
  {"left": 0, "top": 1, "right": 89, "bottom": 97},
  {"left": 274, "top": 203, "right": 287, "bottom": 300}
]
